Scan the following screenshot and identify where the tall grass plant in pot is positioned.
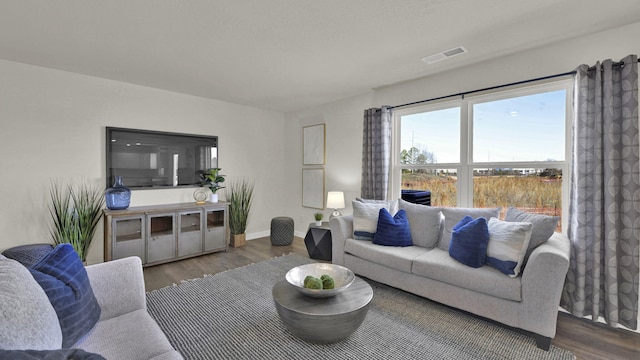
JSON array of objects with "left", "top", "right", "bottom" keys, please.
[
  {"left": 227, "top": 179, "right": 254, "bottom": 248},
  {"left": 49, "top": 181, "right": 105, "bottom": 262}
]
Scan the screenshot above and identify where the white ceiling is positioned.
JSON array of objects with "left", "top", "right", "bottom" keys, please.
[{"left": 1, "top": 0, "right": 639, "bottom": 112}]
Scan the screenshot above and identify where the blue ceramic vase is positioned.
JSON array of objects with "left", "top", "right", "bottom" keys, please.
[{"left": 106, "top": 176, "right": 131, "bottom": 210}]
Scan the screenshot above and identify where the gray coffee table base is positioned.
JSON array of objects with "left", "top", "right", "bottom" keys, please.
[{"left": 272, "top": 277, "right": 373, "bottom": 344}]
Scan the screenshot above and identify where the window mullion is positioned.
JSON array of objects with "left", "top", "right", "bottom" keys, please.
[{"left": 458, "top": 99, "right": 472, "bottom": 207}]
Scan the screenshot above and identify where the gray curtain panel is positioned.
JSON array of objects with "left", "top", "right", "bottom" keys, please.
[
  {"left": 361, "top": 106, "right": 392, "bottom": 200},
  {"left": 561, "top": 55, "right": 639, "bottom": 330}
]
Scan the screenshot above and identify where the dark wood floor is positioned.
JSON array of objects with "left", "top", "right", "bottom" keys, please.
[{"left": 143, "top": 237, "right": 640, "bottom": 360}]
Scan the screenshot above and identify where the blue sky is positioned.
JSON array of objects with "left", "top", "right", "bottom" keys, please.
[{"left": 400, "top": 90, "right": 566, "bottom": 164}]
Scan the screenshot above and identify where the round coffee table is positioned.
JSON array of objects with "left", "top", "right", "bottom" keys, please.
[{"left": 272, "top": 276, "right": 373, "bottom": 344}]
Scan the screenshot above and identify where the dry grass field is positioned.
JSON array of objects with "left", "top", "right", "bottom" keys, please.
[{"left": 403, "top": 173, "right": 562, "bottom": 228}]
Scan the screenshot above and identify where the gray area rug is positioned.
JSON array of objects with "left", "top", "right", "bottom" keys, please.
[{"left": 146, "top": 253, "right": 575, "bottom": 360}]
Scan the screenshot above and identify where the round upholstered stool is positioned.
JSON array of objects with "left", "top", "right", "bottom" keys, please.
[{"left": 271, "top": 217, "right": 294, "bottom": 246}]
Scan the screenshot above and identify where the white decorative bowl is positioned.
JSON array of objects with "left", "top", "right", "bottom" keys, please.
[{"left": 285, "top": 263, "right": 355, "bottom": 298}]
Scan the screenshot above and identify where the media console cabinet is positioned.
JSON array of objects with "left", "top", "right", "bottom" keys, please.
[{"left": 103, "top": 202, "right": 229, "bottom": 266}]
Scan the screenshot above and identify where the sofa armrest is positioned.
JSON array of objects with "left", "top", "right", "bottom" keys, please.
[
  {"left": 85, "top": 256, "right": 147, "bottom": 321},
  {"left": 330, "top": 215, "right": 353, "bottom": 266},
  {"left": 519, "top": 232, "right": 570, "bottom": 337}
]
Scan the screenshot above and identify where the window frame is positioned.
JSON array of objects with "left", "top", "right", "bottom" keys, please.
[{"left": 391, "top": 78, "right": 573, "bottom": 233}]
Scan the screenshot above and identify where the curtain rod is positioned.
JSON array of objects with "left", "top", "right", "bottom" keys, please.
[{"left": 389, "top": 58, "right": 639, "bottom": 110}]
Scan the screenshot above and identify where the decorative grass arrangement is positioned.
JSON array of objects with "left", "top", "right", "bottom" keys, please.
[
  {"left": 49, "top": 181, "right": 105, "bottom": 261},
  {"left": 227, "top": 179, "right": 254, "bottom": 235}
]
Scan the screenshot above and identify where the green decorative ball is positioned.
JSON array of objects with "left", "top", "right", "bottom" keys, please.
[
  {"left": 304, "top": 276, "right": 323, "bottom": 289},
  {"left": 321, "top": 274, "right": 335, "bottom": 289}
]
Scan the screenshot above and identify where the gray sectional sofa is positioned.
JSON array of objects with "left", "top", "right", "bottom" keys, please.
[
  {"left": 0, "top": 254, "right": 182, "bottom": 359},
  {"left": 330, "top": 199, "right": 571, "bottom": 350}
]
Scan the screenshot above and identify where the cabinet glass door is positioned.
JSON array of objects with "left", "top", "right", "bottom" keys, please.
[
  {"left": 113, "top": 216, "right": 145, "bottom": 262},
  {"left": 147, "top": 214, "right": 175, "bottom": 263},
  {"left": 178, "top": 211, "right": 202, "bottom": 257},
  {"left": 204, "top": 209, "right": 226, "bottom": 251}
]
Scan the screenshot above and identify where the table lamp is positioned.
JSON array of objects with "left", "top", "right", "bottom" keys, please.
[{"left": 326, "top": 191, "right": 345, "bottom": 219}]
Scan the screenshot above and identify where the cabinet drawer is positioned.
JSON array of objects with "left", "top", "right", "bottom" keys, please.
[
  {"left": 179, "top": 234, "right": 202, "bottom": 256},
  {"left": 114, "top": 238, "right": 144, "bottom": 262},
  {"left": 204, "top": 226, "right": 226, "bottom": 251},
  {"left": 148, "top": 234, "right": 175, "bottom": 263}
]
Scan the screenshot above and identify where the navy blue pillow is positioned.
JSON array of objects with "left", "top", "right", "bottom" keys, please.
[
  {"left": 29, "top": 244, "right": 101, "bottom": 348},
  {"left": 448, "top": 216, "right": 490, "bottom": 268},
  {"left": 0, "top": 349, "right": 106, "bottom": 360},
  {"left": 373, "top": 208, "right": 413, "bottom": 247}
]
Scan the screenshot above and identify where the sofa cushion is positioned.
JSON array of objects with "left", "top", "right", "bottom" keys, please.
[
  {"left": 486, "top": 218, "right": 533, "bottom": 277},
  {"left": 352, "top": 200, "right": 390, "bottom": 240},
  {"left": 74, "top": 309, "right": 180, "bottom": 359},
  {"left": 439, "top": 207, "right": 501, "bottom": 250},
  {"left": 412, "top": 248, "right": 523, "bottom": 301},
  {"left": 448, "top": 216, "right": 490, "bottom": 268},
  {"left": 344, "top": 238, "right": 430, "bottom": 273},
  {"left": 29, "top": 244, "right": 101, "bottom": 348},
  {"left": 0, "top": 258, "right": 62, "bottom": 350},
  {"left": 398, "top": 199, "right": 442, "bottom": 248},
  {"left": 373, "top": 208, "right": 413, "bottom": 247},
  {"left": 505, "top": 207, "right": 559, "bottom": 257}
]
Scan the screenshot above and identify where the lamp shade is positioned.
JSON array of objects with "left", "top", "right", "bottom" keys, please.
[{"left": 326, "top": 191, "right": 345, "bottom": 209}]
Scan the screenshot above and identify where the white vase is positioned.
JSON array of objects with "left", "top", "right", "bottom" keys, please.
[
  {"left": 315, "top": 220, "right": 322, "bottom": 226},
  {"left": 210, "top": 193, "right": 219, "bottom": 203}
]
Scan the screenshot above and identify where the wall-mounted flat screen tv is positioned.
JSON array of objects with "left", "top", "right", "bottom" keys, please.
[{"left": 106, "top": 127, "right": 218, "bottom": 189}]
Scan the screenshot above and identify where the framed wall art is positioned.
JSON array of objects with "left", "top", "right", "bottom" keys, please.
[
  {"left": 303, "top": 124, "right": 325, "bottom": 165},
  {"left": 302, "top": 168, "right": 324, "bottom": 209}
]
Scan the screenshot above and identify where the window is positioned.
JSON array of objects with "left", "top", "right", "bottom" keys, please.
[{"left": 393, "top": 80, "right": 571, "bottom": 231}]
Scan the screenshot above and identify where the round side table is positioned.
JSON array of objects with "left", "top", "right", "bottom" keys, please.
[{"left": 272, "top": 277, "right": 373, "bottom": 344}]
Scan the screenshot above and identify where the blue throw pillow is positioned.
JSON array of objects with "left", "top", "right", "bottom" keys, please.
[
  {"left": 448, "top": 216, "right": 490, "bottom": 268},
  {"left": 29, "top": 244, "right": 101, "bottom": 348},
  {"left": 0, "top": 349, "right": 106, "bottom": 360},
  {"left": 373, "top": 208, "right": 413, "bottom": 246}
]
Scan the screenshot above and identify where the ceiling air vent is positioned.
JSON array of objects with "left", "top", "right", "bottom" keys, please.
[{"left": 421, "top": 46, "right": 468, "bottom": 64}]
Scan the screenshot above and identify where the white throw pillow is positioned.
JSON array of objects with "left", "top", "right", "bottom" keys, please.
[
  {"left": 486, "top": 217, "right": 533, "bottom": 277},
  {"left": 352, "top": 200, "right": 389, "bottom": 240}
]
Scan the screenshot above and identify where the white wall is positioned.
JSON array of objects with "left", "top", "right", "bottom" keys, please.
[
  {"left": 283, "top": 92, "right": 373, "bottom": 236},
  {"left": 0, "top": 59, "right": 286, "bottom": 264}
]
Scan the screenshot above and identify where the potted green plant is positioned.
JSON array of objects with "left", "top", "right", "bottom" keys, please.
[
  {"left": 314, "top": 212, "right": 323, "bottom": 226},
  {"left": 226, "top": 178, "right": 254, "bottom": 247},
  {"left": 49, "top": 180, "right": 105, "bottom": 262},
  {"left": 200, "top": 168, "right": 225, "bottom": 202}
]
